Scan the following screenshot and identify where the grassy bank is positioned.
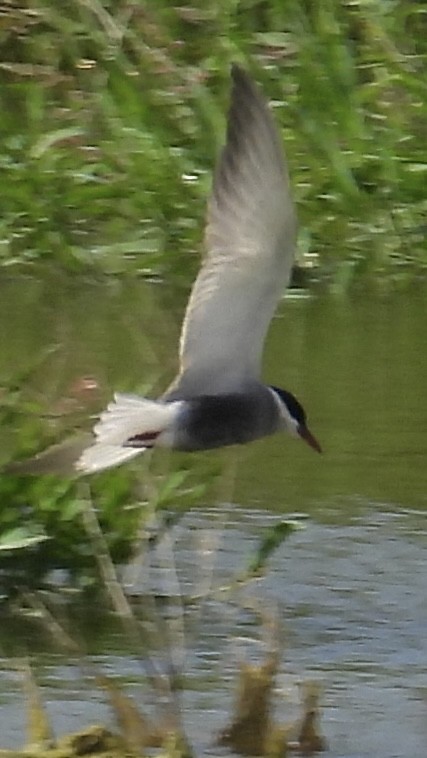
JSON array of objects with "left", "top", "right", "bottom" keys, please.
[{"left": 0, "top": 0, "right": 426, "bottom": 284}]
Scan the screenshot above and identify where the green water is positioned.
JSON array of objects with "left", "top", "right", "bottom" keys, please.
[
  {"left": 0, "top": 1, "right": 426, "bottom": 750},
  {"left": 1, "top": 274, "right": 426, "bottom": 512},
  {"left": 242, "top": 284, "right": 427, "bottom": 513},
  {"left": 0, "top": 273, "right": 426, "bottom": 756}
]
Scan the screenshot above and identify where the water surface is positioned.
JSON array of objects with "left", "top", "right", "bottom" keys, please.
[{"left": 0, "top": 275, "right": 426, "bottom": 756}]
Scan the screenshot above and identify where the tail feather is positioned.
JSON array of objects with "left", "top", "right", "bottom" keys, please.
[
  {"left": 76, "top": 393, "right": 182, "bottom": 474},
  {"left": 76, "top": 444, "right": 142, "bottom": 474}
]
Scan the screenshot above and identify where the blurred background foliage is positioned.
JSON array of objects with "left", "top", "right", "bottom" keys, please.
[
  {"left": 0, "top": 0, "right": 426, "bottom": 598},
  {"left": 0, "top": 0, "right": 425, "bottom": 280}
]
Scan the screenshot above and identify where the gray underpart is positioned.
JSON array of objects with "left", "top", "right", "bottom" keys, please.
[{"left": 172, "top": 385, "right": 281, "bottom": 451}]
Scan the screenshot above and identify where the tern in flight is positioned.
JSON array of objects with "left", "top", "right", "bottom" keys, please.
[{"left": 77, "top": 65, "right": 321, "bottom": 474}]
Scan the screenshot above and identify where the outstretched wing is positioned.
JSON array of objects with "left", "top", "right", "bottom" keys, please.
[{"left": 173, "top": 65, "right": 297, "bottom": 397}]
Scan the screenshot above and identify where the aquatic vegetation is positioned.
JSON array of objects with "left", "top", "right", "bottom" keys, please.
[
  {"left": 0, "top": 0, "right": 425, "bottom": 283},
  {"left": 0, "top": 372, "right": 209, "bottom": 598},
  {"left": 0, "top": 461, "right": 207, "bottom": 599},
  {"left": 0, "top": 4, "right": 425, "bottom": 745},
  {"left": 1, "top": 2, "right": 425, "bottom": 585},
  {"left": 2, "top": 617, "right": 325, "bottom": 757}
]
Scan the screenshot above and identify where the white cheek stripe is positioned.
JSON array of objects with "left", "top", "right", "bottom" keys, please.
[{"left": 267, "top": 387, "right": 299, "bottom": 434}]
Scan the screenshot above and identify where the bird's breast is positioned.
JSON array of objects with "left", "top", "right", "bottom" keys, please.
[{"left": 175, "top": 390, "right": 279, "bottom": 451}]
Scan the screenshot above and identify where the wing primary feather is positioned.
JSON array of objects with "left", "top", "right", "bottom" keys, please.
[{"left": 167, "top": 64, "right": 297, "bottom": 399}]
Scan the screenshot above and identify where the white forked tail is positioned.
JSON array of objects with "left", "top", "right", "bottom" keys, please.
[{"left": 76, "top": 393, "right": 183, "bottom": 474}]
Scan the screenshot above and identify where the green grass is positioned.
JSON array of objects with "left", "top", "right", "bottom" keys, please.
[
  {"left": 0, "top": 0, "right": 426, "bottom": 284},
  {"left": 0, "top": 0, "right": 426, "bottom": 595}
]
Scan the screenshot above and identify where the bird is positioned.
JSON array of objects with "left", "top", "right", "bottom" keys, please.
[{"left": 76, "top": 64, "right": 321, "bottom": 475}]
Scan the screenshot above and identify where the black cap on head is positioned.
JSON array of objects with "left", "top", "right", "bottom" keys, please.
[
  {"left": 270, "top": 386, "right": 322, "bottom": 453},
  {"left": 270, "top": 386, "right": 306, "bottom": 425}
]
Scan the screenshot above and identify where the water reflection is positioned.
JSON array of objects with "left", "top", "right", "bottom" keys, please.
[
  {"left": 0, "top": 506, "right": 426, "bottom": 757},
  {"left": 0, "top": 274, "right": 426, "bottom": 512},
  {"left": 0, "top": 274, "right": 426, "bottom": 755}
]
